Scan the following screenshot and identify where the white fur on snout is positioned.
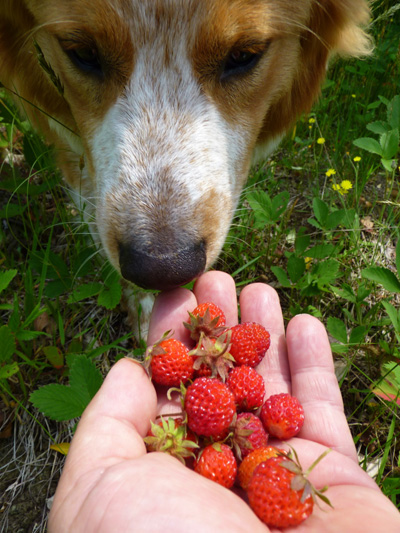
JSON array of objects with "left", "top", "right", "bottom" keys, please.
[{"left": 90, "top": 37, "right": 249, "bottom": 269}]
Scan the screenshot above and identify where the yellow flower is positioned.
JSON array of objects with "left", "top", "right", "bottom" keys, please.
[
  {"left": 305, "top": 257, "right": 313, "bottom": 270},
  {"left": 308, "top": 117, "right": 316, "bottom": 124},
  {"left": 353, "top": 156, "right": 361, "bottom": 162},
  {"left": 332, "top": 180, "right": 353, "bottom": 195},
  {"left": 326, "top": 168, "right": 336, "bottom": 177},
  {"left": 317, "top": 137, "right": 325, "bottom": 145},
  {"left": 351, "top": 94, "right": 356, "bottom": 98}
]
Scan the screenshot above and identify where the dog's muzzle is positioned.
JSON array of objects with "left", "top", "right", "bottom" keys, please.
[{"left": 119, "top": 239, "right": 206, "bottom": 290}]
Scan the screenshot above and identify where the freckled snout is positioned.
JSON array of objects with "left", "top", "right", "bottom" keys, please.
[{"left": 119, "top": 239, "right": 206, "bottom": 290}]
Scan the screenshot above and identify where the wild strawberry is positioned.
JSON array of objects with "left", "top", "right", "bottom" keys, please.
[
  {"left": 184, "top": 377, "right": 236, "bottom": 438},
  {"left": 144, "top": 333, "right": 194, "bottom": 387},
  {"left": 260, "top": 392, "right": 305, "bottom": 440},
  {"left": 190, "top": 331, "right": 235, "bottom": 381},
  {"left": 183, "top": 302, "right": 226, "bottom": 341},
  {"left": 226, "top": 365, "right": 265, "bottom": 411},
  {"left": 194, "top": 443, "right": 237, "bottom": 489},
  {"left": 229, "top": 322, "right": 270, "bottom": 367},
  {"left": 238, "top": 445, "right": 286, "bottom": 490},
  {"left": 247, "top": 449, "right": 332, "bottom": 528},
  {"left": 144, "top": 417, "right": 198, "bottom": 464},
  {"left": 232, "top": 412, "right": 269, "bottom": 460}
]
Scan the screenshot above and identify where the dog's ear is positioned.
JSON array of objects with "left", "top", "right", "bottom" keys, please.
[{"left": 258, "top": 0, "right": 372, "bottom": 145}]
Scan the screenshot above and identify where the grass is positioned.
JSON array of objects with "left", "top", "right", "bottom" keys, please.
[{"left": 1, "top": 3, "right": 400, "bottom": 528}]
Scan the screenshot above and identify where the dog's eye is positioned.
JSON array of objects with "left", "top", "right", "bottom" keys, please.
[
  {"left": 221, "top": 49, "right": 260, "bottom": 80},
  {"left": 66, "top": 47, "right": 103, "bottom": 76}
]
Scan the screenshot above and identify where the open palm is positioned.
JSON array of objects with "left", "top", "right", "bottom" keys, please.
[{"left": 48, "top": 272, "right": 400, "bottom": 533}]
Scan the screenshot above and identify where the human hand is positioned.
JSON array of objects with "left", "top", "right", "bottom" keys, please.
[{"left": 48, "top": 271, "right": 400, "bottom": 532}]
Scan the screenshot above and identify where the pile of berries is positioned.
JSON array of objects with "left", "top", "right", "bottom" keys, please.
[{"left": 143, "top": 302, "right": 330, "bottom": 528}]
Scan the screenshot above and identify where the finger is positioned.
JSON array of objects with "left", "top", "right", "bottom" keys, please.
[
  {"left": 239, "top": 283, "right": 291, "bottom": 395},
  {"left": 53, "top": 359, "right": 157, "bottom": 502},
  {"left": 147, "top": 287, "right": 197, "bottom": 345},
  {"left": 193, "top": 271, "right": 238, "bottom": 326},
  {"left": 287, "top": 314, "right": 358, "bottom": 461}
]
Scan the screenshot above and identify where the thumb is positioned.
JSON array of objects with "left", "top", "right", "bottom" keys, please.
[{"left": 56, "top": 358, "right": 157, "bottom": 489}]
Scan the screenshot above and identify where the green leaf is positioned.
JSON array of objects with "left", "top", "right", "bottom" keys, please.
[
  {"left": 0, "top": 203, "right": 27, "bottom": 218},
  {"left": 396, "top": 240, "right": 400, "bottom": 278},
  {"left": 0, "top": 325, "right": 16, "bottom": 363},
  {"left": 43, "top": 346, "right": 64, "bottom": 368},
  {"left": 380, "top": 129, "right": 399, "bottom": 160},
  {"left": 326, "top": 209, "right": 346, "bottom": 230},
  {"left": 97, "top": 281, "right": 122, "bottom": 309},
  {"left": 381, "top": 300, "right": 399, "bottom": 331},
  {"left": 353, "top": 137, "right": 383, "bottom": 156},
  {"left": 387, "top": 95, "right": 400, "bottom": 130},
  {"left": 306, "top": 244, "right": 335, "bottom": 259},
  {"left": 366, "top": 121, "right": 392, "bottom": 135},
  {"left": 0, "top": 362, "right": 19, "bottom": 380},
  {"left": 270, "top": 266, "right": 291, "bottom": 288},
  {"left": 313, "top": 259, "right": 340, "bottom": 286},
  {"left": 295, "top": 229, "right": 310, "bottom": 255},
  {"left": 67, "top": 282, "right": 103, "bottom": 303},
  {"left": 312, "top": 197, "right": 329, "bottom": 226},
  {"left": 327, "top": 317, "right": 347, "bottom": 344},
  {"left": 381, "top": 158, "right": 398, "bottom": 172},
  {"left": 362, "top": 267, "right": 400, "bottom": 293},
  {"left": 331, "top": 284, "right": 356, "bottom": 303},
  {"left": 287, "top": 255, "right": 305, "bottom": 283},
  {"left": 0, "top": 269, "right": 17, "bottom": 294},
  {"left": 67, "top": 354, "right": 103, "bottom": 400},
  {"left": 30, "top": 384, "right": 89, "bottom": 421},
  {"left": 349, "top": 325, "right": 367, "bottom": 345}
]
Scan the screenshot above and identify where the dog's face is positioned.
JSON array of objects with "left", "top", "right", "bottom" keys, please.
[{"left": 4, "top": 0, "right": 370, "bottom": 289}]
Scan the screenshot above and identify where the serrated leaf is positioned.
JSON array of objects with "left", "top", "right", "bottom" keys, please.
[
  {"left": 295, "top": 230, "right": 311, "bottom": 255},
  {"left": 44, "top": 279, "right": 71, "bottom": 298},
  {"left": 287, "top": 255, "right": 305, "bottom": 283},
  {"left": 326, "top": 209, "right": 346, "bottom": 230},
  {"left": 0, "top": 203, "right": 27, "bottom": 218},
  {"left": 349, "top": 325, "right": 367, "bottom": 345},
  {"left": 271, "top": 266, "right": 291, "bottom": 287},
  {"left": 327, "top": 317, "right": 347, "bottom": 344},
  {"left": 67, "top": 282, "right": 103, "bottom": 303},
  {"left": 97, "top": 281, "right": 122, "bottom": 309},
  {"left": 381, "top": 158, "right": 397, "bottom": 172},
  {"left": 313, "top": 259, "right": 340, "bottom": 285},
  {"left": 362, "top": 267, "right": 400, "bottom": 293},
  {"left": 331, "top": 284, "right": 356, "bottom": 303},
  {"left": 0, "top": 325, "right": 16, "bottom": 362},
  {"left": 16, "top": 330, "right": 45, "bottom": 341},
  {"left": 68, "top": 354, "right": 103, "bottom": 400},
  {"left": 353, "top": 137, "right": 383, "bottom": 156},
  {"left": 366, "top": 121, "right": 392, "bottom": 135},
  {"left": 0, "top": 269, "right": 17, "bottom": 294},
  {"left": 30, "top": 384, "right": 88, "bottom": 421},
  {"left": 306, "top": 244, "right": 335, "bottom": 259}
]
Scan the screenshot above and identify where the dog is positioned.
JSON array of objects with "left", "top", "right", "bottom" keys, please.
[{"left": 0, "top": 0, "right": 371, "bottom": 335}]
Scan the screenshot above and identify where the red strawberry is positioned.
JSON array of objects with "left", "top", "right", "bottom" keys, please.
[
  {"left": 145, "top": 334, "right": 194, "bottom": 387},
  {"left": 184, "top": 302, "right": 226, "bottom": 341},
  {"left": 184, "top": 377, "right": 236, "bottom": 438},
  {"left": 238, "top": 445, "right": 286, "bottom": 490},
  {"left": 260, "top": 392, "right": 305, "bottom": 440},
  {"left": 194, "top": 443, "right": 237, "bottom": 489},
  {"left": 226, "top": 365, "right": 265, "bottom": 411},
  {"left": 144, "top": 417, "right": 198, "bottom": 464},
  {"left": 190, "top": 331, "right": 234, "bottom": 381},
  {"left": 229, "top": 322, "right": 270, "bottom": 367},
  {"left": 232, "top": 412, "right": 269, "bottom": 460},
  {"left": 247, "top": 449, "right": 332, "bottom": 528}
]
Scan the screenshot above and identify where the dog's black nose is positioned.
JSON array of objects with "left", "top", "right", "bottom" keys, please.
[{"left": 119, "top": 240, "right": 206, "bottom": 290}]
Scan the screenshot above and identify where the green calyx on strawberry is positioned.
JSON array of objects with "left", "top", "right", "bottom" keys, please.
[
  {"left": 189, "top": 331, "right": 235, "bottom": 381},
  {"left": 143, "top": 331, "right": 194, "bottom": 387},
  {"left": 183, "top": 302, "right": 227, "bottom": 341},
  {"left": 144, "top": 416, "right": 199, "bottom": 464},
  {"left": 247, "top": 447, "right": 332, "bottom": 528}
]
